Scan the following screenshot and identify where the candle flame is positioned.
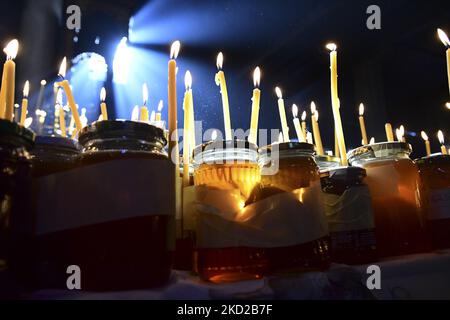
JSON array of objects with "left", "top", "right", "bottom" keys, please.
[
  {"left": 23, "top": 80, "right": 29, "bottom": 98},
  {"left": 185, "top": 70, "right": 192, "bottom": 90},
  {"left": 216, "top": 52, "right": 224, "bottom": 70},
  {"left": 400, "top": 125, "right": 405, "bottom": 136},
  {"left": 131, "top": 105, "right": 139, "bottom": 121},
  {"left": 437, "top": 28, "right": 450, "bottom": 47},
  {"left": 142, "top": 83, "right": 148, "bottom": 105},
  {"left": 24, "top": 117, "right": 33, "bottom": 129},
  {"left": 301, "top": 111, "right": 307, "bottom": 121},
  {"left": 100, "top": 87, "right": 106, "bottom": 102},
  {"left": 396, "top": 128, "right": 404, "bottom": 142},
  {"left": 369, "top": 137, "right": 375, "bottom": 145},
  {"left": 292, "top": 104, "right": 298, "bottom": 118},
  {"left": 359, "top": 103, "right": 365, "bottom": 116},
  {"left": 446, "top": 102, "right": 450, "bottom": 110},
  {"left": 158, "top": 100, "right": 163, "bottom": 112},
  {"left": 40, "top": 79, "right": 47, "bottom": 86},
  {"left": 170, "top": 40, "right": 181, "bottom": 59},
  {"left": 275, "top": 87, "right": 282, "bottom": 99},
  {"left": 438, "top": 130, "right": 445, "bottom": 145},
  {"left": 211, "top": 130, "right": 218, "bottom": 141},
  {"left": 253, "top": 67, "right": 261, "bottom": 87},
  {"left": 326, "top": 43, "right": 337, "bottom": 51},
  {"left": 421, "top": 131, "right": 429, "bottom": 141},
  {"left": 310, "top": 101, "right": 316, "bottom": 114},
  {"left": 315, "top": 110, "right": 319, "bottom": 122},
  {"left": 59, "top": 57, "right": 67, "bottom": 78},
  {"left": 3, "top": 39, "right": 18, "bottom": 59},
  {"left": 150, "top": 110, "right": 156, "bottom": 122},
  {"left": 56, "top": 88, "right": 63, "bottom": 106},
  {"left": 278, "top": 132, "right": 284, "bottom": 143}
]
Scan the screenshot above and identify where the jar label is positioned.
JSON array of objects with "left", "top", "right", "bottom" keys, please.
[
  {"left": 195, "top": 181, "right": 329, "bottom": 249},
  {"left": 428, "top": 188, "right": 450, "bottom": 220},
  {"left": 34, "top": 158, "right": 175, "bottom": 235}
]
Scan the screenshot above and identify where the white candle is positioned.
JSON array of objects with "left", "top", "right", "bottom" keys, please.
[
  {"left": 310, "top": 102, "right": 324, "bottom": 155},
  {"left": 275, "top": 87, "right": 290, "bottom": 142},
  {"left": 358, "top": 103, "right": 368, "bottom": 145},
  {"left": 292, "top": 104, "right": 305, "bottom": 142},
  {"left": 19, "top": 80, "right": 29, "bottom": 126},
  {"left": 215, "top": 52, "right": 232, "bottom": 141},
  {"left": 301, "top": 111, "right": 307, "bottom": 142}
]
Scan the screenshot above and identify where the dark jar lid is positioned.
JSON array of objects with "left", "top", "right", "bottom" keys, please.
[
  {"left": 0, "top": 118, "right": 35, "bottom": 149},
  {"left": 78, "top": 120, "right": 167, "bottom": 149},
  {"left": 415, "top": 154, "right": 450, "bottom": 166},
  {"left": 34, "top": 136, "right": 80, "bottom": 154},
  {"left": 320, "top": 166, "right": 367, "bottom": 195},
  {"left": 258, "top": 142, "right": 315, "bottom": 155}
]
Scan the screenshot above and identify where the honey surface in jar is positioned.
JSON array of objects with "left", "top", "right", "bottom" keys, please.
[
  {"left": 348, "top": 142, "right": 427, "bottom": 258},
  {"left": 416, "top": 155, "right": 450, "bottom": 249},
  {"left": 193, "top": 140, "right": 266, "bottom": 282}
]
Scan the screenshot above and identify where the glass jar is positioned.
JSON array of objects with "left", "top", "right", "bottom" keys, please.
[
  {"left": 34, "top": 120, "right": 173, "bottom": 291},
  {"left": 192, "top": 139, "right": 264, "bottom": 282},
  {"left": 0, "top": 119, "right": 34, "bottom": 267},
  {"left": 315, "top": 155, "right": 341, "bottom": 172},
  {"left": 30, "top": 136, "right": 80, "bottom": 177},
  {"left": 415, "top": 155, "right": 450, "bottom": 249},
  {"left": 320, "top": 166, "right": 377, "bottom": 264},
  {"left": 348, "top": 142, "right": 427, "bottom": 258},
  {"left": 258, "top": 142, "right": 329, "bottom": 272}
]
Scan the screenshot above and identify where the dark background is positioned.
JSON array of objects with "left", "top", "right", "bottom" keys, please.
[{"left": 1, "top": 0, "right": 449, "bottom": 158}]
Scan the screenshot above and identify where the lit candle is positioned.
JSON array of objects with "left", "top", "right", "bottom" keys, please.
[
  {"left": 301, "top": 111, "right": 307, "bottom": 142},
  {"left": 100, "top": 87, "right": 108, "bottom": 120},
  {"left": 150, "top": 110, "right": 156, "bottom": 122},
  {"left": 310, "top": 102, "right": 324, "bottom": 155},
  {"left": 275, "top": 87, "right": 290, "bottom": 142},
  {"left": 369, "top": 137, "right": 375, "bottom": 145},
  {"left": 215, "top": 52, "right": 232, "bottom": 141},
  {"left": 358, "top": 103, "right": 369, "bottom": 145},
  {"left": 131, "top": 105, "right": 139, "bottom": 121},
  {"left": 36, "top": 80, "right": 46, "bottom": 110},
  {"left": 183, "top": 71, "right": 193, "bottom": 187},
  {"left": 156, "top": 100, "right": 163, "bottom": 121},
  {"left": 421, "top": 131, "right": 431, "bottom": 156},
  {"left": 446, "top": 102, "right": 450, "bottom": 110},
  {"left": 168, "top": 41, "right": 180, "bottom": 170},
  {"left": 278, "top": 132, "right": 284, "bottom": 144},
  {"left": 396, "top": 128, "right": 404, "bottom": 142},
  {"left": 56, "top": 89, "right": 66, "bottom": 137},
  {"left": 292, "top": 104, "right": 305, "bottom": 142},
  {"left": 385, "top": 123, "right": 394, "bottom": 142},
  {"left": 139, "top": 83, "right": 149, "bottom": 122},
  {"left": 438, "top": 130, "right": 448, "bottom": 155},
  {"left": 400, "top": 125, "right": 406, "bottom": 142},
  {"left": 0, "top": 39, "right": 19, "bottom": 121},
  {"left": 57, "top": 57, "right": 82, "bottom": 131},
  {"left": 437, "top": 29, "right": 450, "bottom": 95},
  {"left": 327, "top": 43, "right": 348, "bottom": 165},
  {"left": 306, "top": 131, "right": 313, "bottom": 145},
  {"left": 19, "top": 80, "right": 29, "bottom": 126},
  {"left": 249, "top": 67, "right": 261, "bottom": 145}
]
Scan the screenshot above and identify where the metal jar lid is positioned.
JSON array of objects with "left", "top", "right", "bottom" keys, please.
[
  {"left": 258, "top": 142, "right": 315, "bottom": 155},
  {"left": 78, "top": 120, "right": 167, "bottom": 148},
  {"left": 0, "top": 118, "right": 35, "bottom": 148},
  {"left": 35, "top": 136, "right": 80, "bottom": 153},
  {"left": 193, "top": 139, "right": 258, "bottom": 155},
  {"left": 347, "top": 141, "right": 412, "bottom": 162}
]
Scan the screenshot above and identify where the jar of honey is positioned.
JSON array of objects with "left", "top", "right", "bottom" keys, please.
[
  {"left": 0, "top": 119, "right": 34, "bottom": 269},
  {"left": 258, "top": 142, "right": 329, "bottom": 272},
  {"left": 415, "top": 155, "right": 450, "bottom": 249},
  {"left": 320, "top": 166, "right": 377, "bottom": 264},
  {"left": 348, "top": 142, "right": 427, "bottom": 258},
  {"left": 32, "top": 120, "right": 174, "bottom": 291},
  {"left": 192, "top": 139, "right": 265, "bottom": 283},
  {"left": 30, "top": 136, "right": 80, "bottom": 177}
]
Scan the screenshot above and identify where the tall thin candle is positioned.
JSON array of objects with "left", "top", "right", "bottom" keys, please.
[
  {"left": 215, "top": 52, "right": 232, "bottom": 141},
  {"left": 1, "top": 39, "right": 19, "bottom": 121},
  {"left": 421, "top": 131, "right": 431, "bottom": 156},
  {"left": 358, "top": 103, "right": 368, "bottom": 145},
  {"left": 168, "top": 41, "right": 180, "bottom": 171},
  {"left": 249, "top": 67, "right": 261, "bottom": 145},
  {"left": 19, "top": 80, "right": 29, "bottom": 125},
  {"left": 57, "top": 57, "right": 82, "bottom": 131},
  {"left": 311, "top": 102, "right": 324, "bottom": 155},
  {"left": 275, "top": 87, "right": 290, "bottom": 142}
]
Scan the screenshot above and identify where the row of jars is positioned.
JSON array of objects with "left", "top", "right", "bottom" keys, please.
[
  {"left": 1, "top": 117, "right": 449, "bottom": 289},
  {"left": 191, "top": 138, "right": 450, "bottom": 283}
]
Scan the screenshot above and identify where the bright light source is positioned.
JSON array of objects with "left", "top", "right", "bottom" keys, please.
[{"left": 113, "top": 37, "right": 130, "bottom": 84}]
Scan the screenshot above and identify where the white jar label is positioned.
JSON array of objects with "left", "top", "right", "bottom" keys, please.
[{"left": 428, "top": 188, "right": 450, "bottom": 220}]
